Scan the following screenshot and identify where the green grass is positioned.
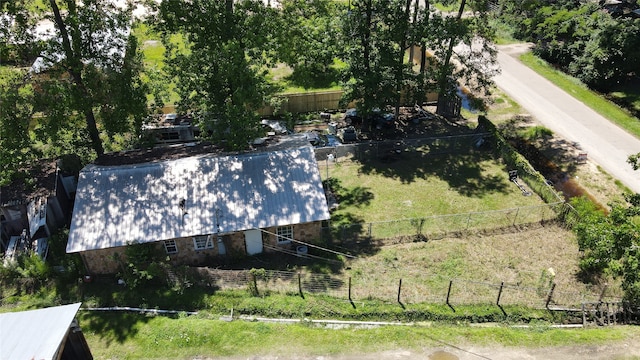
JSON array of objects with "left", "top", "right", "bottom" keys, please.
[
  {"left": 519, "top": 52, "right": 640, "bottom": 139},
  {"left": 324, "top": 152, "right": 544, "bottom": 225},
  {"left": 79, "top": 311, "right": 640, "bottom": 359}
]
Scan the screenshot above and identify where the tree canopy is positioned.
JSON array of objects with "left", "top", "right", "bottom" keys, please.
[
  {"left": 498, "top": 0, "right": 640, "bottom": 92},
  {"left": 156, "top": 0, "right": 280, "bottom": 151},
  {"left": 0, "top": 0, "right": 149, "bottom": 166},
  {"left": 340, "top": 0, "right": 497, "bottom": 120}
]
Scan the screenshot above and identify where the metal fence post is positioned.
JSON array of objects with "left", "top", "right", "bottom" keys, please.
[
  {"left": 513, "top": 208, "right": 520, "bottom": 226},
  {"left": 397, "top": 278, "right": 402, "bottom": 305}
]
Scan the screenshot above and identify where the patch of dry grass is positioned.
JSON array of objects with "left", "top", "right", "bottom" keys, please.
[{"left": 339, "top": 224, "right": 620, "bottom": 307}]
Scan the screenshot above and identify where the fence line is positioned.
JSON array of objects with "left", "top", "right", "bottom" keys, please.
[
  {"left": 314, "top": 132, "right": 490, "bottom": 162},
  {"left": 191, "top": 268, "right": 621, "bottom": 310},
  {"left": 321, "top": 202, "right": 567, "bottom": 242}
]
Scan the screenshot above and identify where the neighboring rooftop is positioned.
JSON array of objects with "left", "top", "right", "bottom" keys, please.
[{"left": 0, "top": 303, "right": 89, "bottom": 360}]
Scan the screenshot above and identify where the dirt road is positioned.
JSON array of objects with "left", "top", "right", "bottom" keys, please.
[{"left": 493, "top": 44, "right": 640, "bottom": 194}]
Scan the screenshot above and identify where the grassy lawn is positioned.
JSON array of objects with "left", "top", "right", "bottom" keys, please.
[
  {"left": 322, "top": 150, "right": 545, "bottom": 237},
  {"left": 519, "top": 52, "right": 640, "bottom": 139},
  {"left": 79, "top": 312, "right": 640, "bottom": 359}
]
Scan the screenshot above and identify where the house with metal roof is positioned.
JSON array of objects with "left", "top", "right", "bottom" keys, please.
[
  {"left": 0, "top": 302, "right": 93, "bottom": 360},
  {"left": 66, "top": 145, "right": 331, "bottom": 274}
]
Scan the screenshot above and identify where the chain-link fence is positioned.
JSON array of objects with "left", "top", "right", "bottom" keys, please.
[
  {"left": 190, "top": 268, "right": 621, "bottom": 310},
  {"left": 322, "top": 202, "right": 568, "bottom": 242},
  {"left": 314, "top": 133, "right": 490, "bottom": 162}
]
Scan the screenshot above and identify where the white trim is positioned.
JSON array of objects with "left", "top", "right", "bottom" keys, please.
[
  {"left": 193, "top": 235, "right": 214, "bottom": 250},
  {"left": 163, "top": 239, "right": 178, "bottom": 254},
  {"left": 276, "top": 225, "right": 293, "bottom": 244}
]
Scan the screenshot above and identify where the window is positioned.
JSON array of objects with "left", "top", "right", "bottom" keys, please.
[
  {"left": 276, "top": 226, "right": 293, "bottom": 244},
  {"left": 163, "top": 240, "right": 178, "bottom": 254},
  {"left": 193, "top": 235, "right": 214, "bottom": 250}
]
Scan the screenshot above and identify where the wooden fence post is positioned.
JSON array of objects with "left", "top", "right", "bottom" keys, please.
[
  {"left": 348, "top": 277, "right": 355, "bottom": 308},
  {"left": 496, "top": 281, "right": 506, "bottom": 316},
  {"left": 250, "top": 272, "right": 259, "bottom": 296},
  {"left": 545, "top": 283, "right": 556, "bottom": 309},
  {"left": 496, "top": 281, "right": 504, "bottom": 306},
  {"left": 513, "top": 208, "right": 520, "bottom": 226},
  {"left": 446, "top": 280, "right": 455, "bottom": 312},
  {"left": 298, "top": 273, "right": 304, "bottom": 299}
]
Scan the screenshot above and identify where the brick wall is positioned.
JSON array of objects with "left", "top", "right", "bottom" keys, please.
[{"left": 80, "top": 221, "right": 324, "bottom": 275}]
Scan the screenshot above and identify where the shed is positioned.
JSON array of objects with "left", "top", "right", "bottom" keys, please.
[{"left": 0, "top": 303, "right": 92, "bottom": 360}]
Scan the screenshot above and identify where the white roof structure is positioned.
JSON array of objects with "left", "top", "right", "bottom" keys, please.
[
  {"left": 67, "top": 146, "right": 330, "bottom": 253},
  {"left": 0, "top": 303, "right": 82, "bottom": 360}
]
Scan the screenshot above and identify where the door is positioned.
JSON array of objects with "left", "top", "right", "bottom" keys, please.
[
  {"left": 217, "top": 235, "right": 226, "bottom": 256},
  {"left": 244, "top": 229, "right": 263, "bottom": 255}
]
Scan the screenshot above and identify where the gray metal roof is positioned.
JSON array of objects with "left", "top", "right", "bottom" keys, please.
[
  {"left": 66, "top": 145, "right": 329, "bottom": 253},
  {"left": 0, "top": 303, "right": 82, "bottom": 360}
]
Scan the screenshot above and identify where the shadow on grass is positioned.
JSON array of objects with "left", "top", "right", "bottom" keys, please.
[
  {"left": 80, "top": 280, "right": 214, "bottom": 311},
  {"left": 284, "top": 66, "right": 340, "bottom": 90},
  {"left": 608, "top": 80, "right": 640, "bottom": 119},
  {"left": 79, "top": 311, "right": 151, "bottom": 346},
  {"left": 355, "top": 149, "right": 510, "bottom": 197},
  {"left": 498, "top": 115, "right": 583, "bottom": 182}
]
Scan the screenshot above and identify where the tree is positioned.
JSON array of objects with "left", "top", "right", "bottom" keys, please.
[
  {"left": 157, "top": 0, "right": 279, "bottom": 151},
  {"left": 431, "top": 0, "right": 498, "bottom": 115},
  {"left": 573, "top": 194, "right": 640, "bottom": 304},
  {"left": 1, "top": 0, "right": 149, "bottom": 160},
  {"left": 340, "top": 0, "right": 416, "bottom": 125},
  {"left": 340, "top": 0, "right": 497, "bottom": 120},
  {"left": 499, "top": 0, "right": 640, "bottom": 92},
  {"left": 275, "top": 0, "right": 341, "bottom": 89},
  {"left": 0, "top": 68, "right": 38, "bottom": 185}
]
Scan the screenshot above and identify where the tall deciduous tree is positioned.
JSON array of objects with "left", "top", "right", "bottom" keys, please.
[
  {"left": 0, "top": 68, "right": 37, "bottom": 185},
  {"left": 432, "top": 0, "right": 498, "bottom": 115},
  {"left": 341, "top": 0, "right": 497, "bottom": 120},
  {"left": 157, "top": 0, "right": 279, "bottom": 151},
  {"left": 275, "top": 0, "right": 341, "bottom": 89},
  {"left": 341, "top": 0, "right": 416, "bottom": 126},
  {"left": 573, "top": 194, "right": 640, "bottom": 304},
  {"left": 1, "top": 0, "right": 149, "bottom": 160}
]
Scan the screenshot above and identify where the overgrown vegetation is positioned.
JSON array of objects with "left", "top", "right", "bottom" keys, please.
[
  {"left": 571, "top": 194, "right": 640, "bottom": 304},
  {"left": 81, "top": 311, "right": 640, "bottom": 359},
  {"left": 498, "top": 0, "right": 640, "bottom": 96}
]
